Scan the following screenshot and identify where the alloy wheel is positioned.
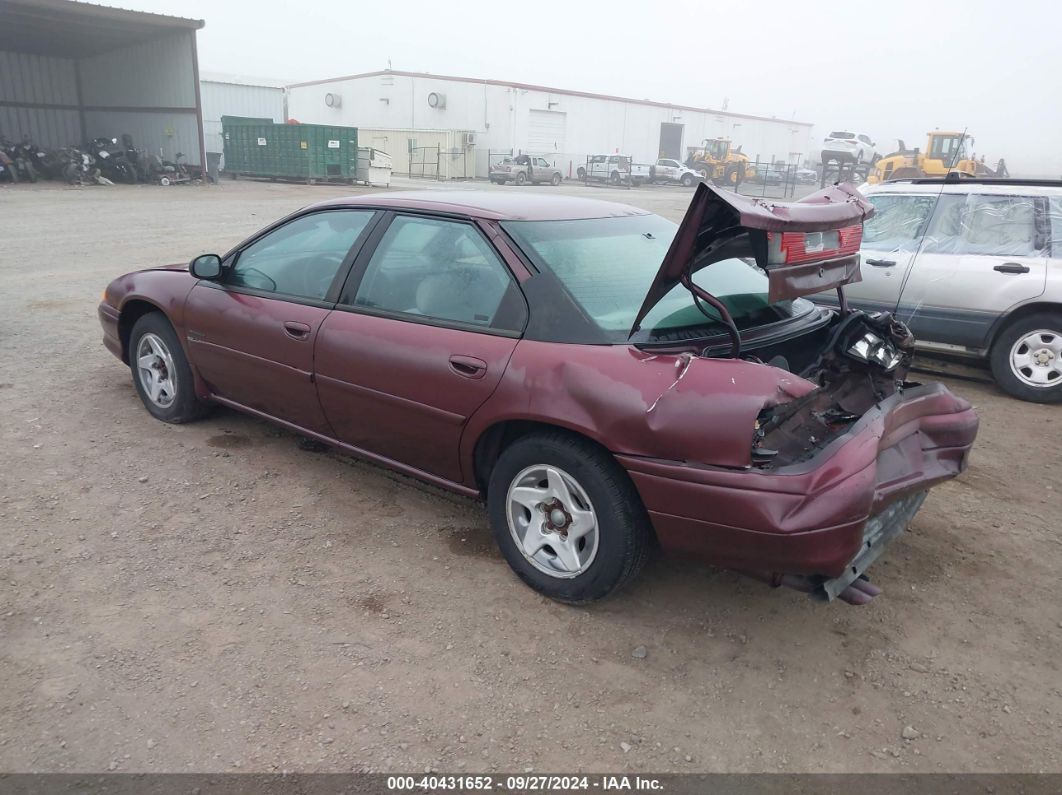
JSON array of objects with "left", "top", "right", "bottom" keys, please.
[
  {"left": 505, "top": 465, "right": 599, "bottom": 578},
  {"left": 1009, "top": 329, "right": 1062, "bottom": 387},
  {"left": 136, "top": 332, "right": 178, "bottom": 408}
]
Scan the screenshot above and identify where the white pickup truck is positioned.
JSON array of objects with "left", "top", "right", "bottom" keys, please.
[
  {"left": 577, "top": 154, "right": 651, "bottom": 186},
  {"left": 650, "top": 158, "right": 700, "bottom": 187}
]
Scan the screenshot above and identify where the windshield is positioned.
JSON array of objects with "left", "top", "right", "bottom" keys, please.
[
  {"left": 706, "top": 140, "right": 728, "bottom": 159},
  {"left": 502, "top": 215, "right": 810, "bottom": 343}
]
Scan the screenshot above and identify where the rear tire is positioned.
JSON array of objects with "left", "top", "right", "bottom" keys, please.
[
  {"left": 128, "top": 313, "right": 210, "bottom": 423},
  {"left": 515, "top": 172, "right": 527, "bottom": 186},
  {"left": 609, "top": 171, "right": 621, "bottom": 185},
  {"left": 487, "top": 431, "right": 652, "bottom": 604},
  {"left": 989, "top": 312, "right": 1062, "bottom": 403}
]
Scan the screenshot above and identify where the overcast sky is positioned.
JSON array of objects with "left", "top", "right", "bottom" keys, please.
[{"left": 130, "top": 0, "right": 1058, "bottom": 175}]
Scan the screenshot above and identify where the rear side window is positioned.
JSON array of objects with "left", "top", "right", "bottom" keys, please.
[
  {"left": 1048, "top": 197, "right": 1062, "bottom": 256},
  {"left": 923, "top": 194, "right": 1043, "bottom": 256},
  {"left": 349, "top": 216, "right": 526, "bottom": 332}
]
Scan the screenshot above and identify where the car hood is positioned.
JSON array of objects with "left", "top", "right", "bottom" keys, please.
[{"left": 630, "top": 182, "right": 874, "bottom": 334}]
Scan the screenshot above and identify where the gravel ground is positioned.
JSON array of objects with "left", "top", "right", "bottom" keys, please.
[{"left": 1, "top": 178, "right": 1060, "bottom": 774}]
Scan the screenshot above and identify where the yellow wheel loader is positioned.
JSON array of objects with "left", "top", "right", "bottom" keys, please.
[
  {"left": 868, "top": 131, "right": 1008, "bottom": 183},
  {"left": 686, "top": 138, "right": 756, "bottom": 188}
]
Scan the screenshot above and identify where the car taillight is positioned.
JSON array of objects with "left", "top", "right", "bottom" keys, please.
[{"left": 767, "top": 224, "right": 863, "bottom": 265}]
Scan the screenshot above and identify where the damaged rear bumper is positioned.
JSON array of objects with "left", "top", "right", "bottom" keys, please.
[{"left": 617, "top": 383, "right": 978, "bottom": 592}]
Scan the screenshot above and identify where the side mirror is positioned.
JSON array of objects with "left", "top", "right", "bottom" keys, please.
[{"left": 190, "top": 254, "right": 222, "bottom": 280}]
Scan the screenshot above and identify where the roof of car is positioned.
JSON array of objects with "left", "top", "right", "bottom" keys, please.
[
  {"left": 861, "top": 178, "right": 1062, "bottom": 197},
  {"left": 311, "top": 190, "right": 651, "bottom": 221}
]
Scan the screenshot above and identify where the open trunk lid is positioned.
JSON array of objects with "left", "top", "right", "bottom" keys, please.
[{"left": 630, "top": 182, "right": 875, "bottom": 334}]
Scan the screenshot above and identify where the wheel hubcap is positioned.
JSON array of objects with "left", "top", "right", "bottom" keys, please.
[
  {"left": 506, "top": 465, "right": 599, "bottom": 579},
  {"left": 136, "top": 332, "right": 177, "bottom": 408},
  {"left": 1009, "top": 329, "right": 1062, "bottom": 387}
]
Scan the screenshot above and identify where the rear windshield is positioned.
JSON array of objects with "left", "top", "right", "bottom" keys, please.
[
  {"left": 828, "top": 131, "right": 855, "bottom": 139},
  {"left": 502, "top": 215, "right": 809, "bottom": 343}
]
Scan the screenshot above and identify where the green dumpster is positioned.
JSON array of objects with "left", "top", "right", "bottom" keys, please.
[{"left": 222, "top": 119, "right": 359, "bottom": 182}]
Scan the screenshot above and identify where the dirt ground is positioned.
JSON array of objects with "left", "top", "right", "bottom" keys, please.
[{"left": 1, "top": 177, "right": 1060, "bottom": 775}]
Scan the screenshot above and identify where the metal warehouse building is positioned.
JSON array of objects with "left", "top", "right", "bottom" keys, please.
[
  {"left": 0, "top": 0, "right": 206, "bottom": 167},
  {"left": 199, "top": 72, "right": 286, "bottom": 162},
  {"left": 287, "top": 69, "right": 815, "bottom": 179}
]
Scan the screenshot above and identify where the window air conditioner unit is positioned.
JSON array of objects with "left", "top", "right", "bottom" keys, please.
[{"left": 464, "top": 131, "right": 476, "bottom": 147}]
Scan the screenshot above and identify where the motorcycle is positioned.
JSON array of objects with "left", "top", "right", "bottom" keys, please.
[
  {"left": 57, "top": 146, "right": 99, "bottom": 186},
  {"left": 0, "top": 135, "right": 38, "bottom": 182},
  {"left": 88, "top": 136, "right": 137, "bottom": 184}
]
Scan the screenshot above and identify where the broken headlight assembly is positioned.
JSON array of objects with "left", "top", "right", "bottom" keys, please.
[{"left": 846, "top": 330, "right": 904, "bottom": 372}]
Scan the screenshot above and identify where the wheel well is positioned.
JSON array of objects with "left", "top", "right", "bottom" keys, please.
[
  {"left": 472, "top": 421, "right": 612, "bottom": 496},
  {"left": 987, "top": 302, "right": 1062, "bottom": 349},
  {"left": 117, "top": 299, "right": 163, "bottom": 363}
]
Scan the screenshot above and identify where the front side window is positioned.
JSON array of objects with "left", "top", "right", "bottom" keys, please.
[
  {"left": 864, "top": 194, "right": 936, "bottom": 250},
  {"left": 351, "top": 216, "right": 526, "bottom": 331},
  {"left": 229, "top": 210, "right": 374, "bottom": 300},
  {"left": 503, "top": 215, "right": 809, "bottom": 343}
]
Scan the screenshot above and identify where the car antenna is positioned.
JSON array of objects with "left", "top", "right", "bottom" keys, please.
[{"left": 892, "top": 128, "right": 968, "bottom": 314}]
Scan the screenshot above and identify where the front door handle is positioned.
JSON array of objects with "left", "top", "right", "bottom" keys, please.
[
  {"left": 282, "top": 321, "right": 312, "bottom": 340},
  {"left": 866, "top": 258, "right": 896, "bottom": 267},
  {"left": 994, "top": 262, "right": 1031, "bottom": 274},
  {"left": 449, "top": 355, "right": 487, "bottom": 379}
]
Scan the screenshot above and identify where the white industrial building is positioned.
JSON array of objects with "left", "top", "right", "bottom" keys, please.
[
  {"left": 287, "top": 69, "right": 815, "bottom": 179},
  {"left": 0, "top": 0, "right": 206, "bottom": 167},
  {"left": 199, "top": 72, "right": 286, "bottom": 158}
]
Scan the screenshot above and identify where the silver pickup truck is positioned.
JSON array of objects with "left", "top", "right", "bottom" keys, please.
[
  {"left": 576, "top": 154, "right": 651, "bottom": 186},
  {"left": 489, "top": 155, "right": 562, "bottom": 186}
]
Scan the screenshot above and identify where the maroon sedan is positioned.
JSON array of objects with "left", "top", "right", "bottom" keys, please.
[{"left": 98, "top": 185, "right": 978, "bottom": 605}]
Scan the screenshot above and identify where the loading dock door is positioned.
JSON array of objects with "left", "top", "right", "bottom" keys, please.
[
  {"left": 659, "top": 122, "right": 683, "bottom": 160},
  {"left": 527, "top": 109, "right": 566, "bottom": 161}
]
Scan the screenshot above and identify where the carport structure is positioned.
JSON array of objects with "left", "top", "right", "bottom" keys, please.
[{"left": 0, "top": 0, "right": 206, "bottom": 169}]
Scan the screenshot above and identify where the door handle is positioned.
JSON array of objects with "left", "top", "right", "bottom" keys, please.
[
  {"left": 865, "top": 258, "right": 896, "bottom": 267},
  {"left": 994, "top": 262, "right": 1031, "bottom": 274},
  {"left": 282, "top": 321, "right": 312, "bottom": 340},
  {"left": 449, "top": 355, "right": 487, "bottom": 379}
]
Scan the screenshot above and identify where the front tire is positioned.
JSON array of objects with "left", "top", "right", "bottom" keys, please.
[
  {"left": 487, "top": 431, "right": 652, "bottom": 604},
  {"left": 989, "top": 313, "right": 1062, "bottom": 403},
  {"left": 128, "top": 313, "right": 210, "bottom": 422},
  {"left": 576, "top": 167, "right": 586, "bottom": 180},
  {"left": 550, "top": 173, "right": 561, "bottom": 186},
  {"left": 681, "top": 173, "right": 695, "bottom": 187}
]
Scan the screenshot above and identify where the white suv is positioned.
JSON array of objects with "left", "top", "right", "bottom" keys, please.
[
  {"left": 822, "top": 131, "right": 877, "bottom": 165},
  {"left": 818, "top": 178, "right": 1062, "bottom": 402}
]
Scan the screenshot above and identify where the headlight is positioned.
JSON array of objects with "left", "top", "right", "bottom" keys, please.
[{"left": 847, "top": 331, "right": 903, "bottom": 371}]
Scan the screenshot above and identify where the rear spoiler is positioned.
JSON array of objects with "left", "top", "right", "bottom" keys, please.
[{"left": 631, "top": 182, "right": 875, "bottom": 334}]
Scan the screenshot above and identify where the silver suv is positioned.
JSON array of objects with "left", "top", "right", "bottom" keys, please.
[{"left": 825, "top": 179, "right": 1062, "bottom": 402}]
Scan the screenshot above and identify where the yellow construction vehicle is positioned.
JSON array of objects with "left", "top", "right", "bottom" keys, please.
[
  {"left": 686, "top": 138, "right": 756, "bottom": 187},
  {"left": 868, "top": 131, "right": 1008, "bottom": 183}
]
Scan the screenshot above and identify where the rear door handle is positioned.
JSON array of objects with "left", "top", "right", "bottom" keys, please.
[
  {"left": 866, "top": 258, "right": 896, "bottom": 267},
  {"left": 993, "top": 262, "right": 1031, "bottom": 274},
  {"left": 282, "top": 321, "right": 312, "bottom": 340},
  {"left": 449, "top": 355, "right": 487, "bottom": 379}
]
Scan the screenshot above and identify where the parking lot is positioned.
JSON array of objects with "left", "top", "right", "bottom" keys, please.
[{"left": 1, "top": 177, "right": 1060, "bottom": 774}]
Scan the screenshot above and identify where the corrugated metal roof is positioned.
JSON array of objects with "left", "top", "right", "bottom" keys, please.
[
  {"left": 200, "top": 71, "right": 289, "bottom": 89},
  {"left": 288, "top": 69, "right": 814, "bottom": 128},
  {"left": 0, "top": 0, "right": 204, "bottom": 58}
]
